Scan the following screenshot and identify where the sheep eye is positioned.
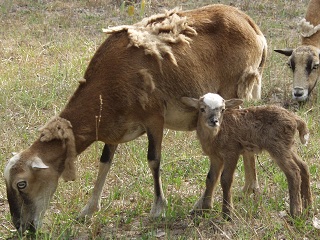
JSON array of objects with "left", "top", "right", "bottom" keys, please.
[
  {"left": 287, "top": 62, "right": 291, "bottom": 68},
  {"left": 17, "top": 181, "right": 27, "bottom": 190},
  {"left": 313, "top": 64, "right": 319, "bottom": 70},
  {"left": 200, "top": 108, "right": 205, "bottom": 113},
  {"left": 221, "top": 108, "right": 225, "bottom": 112}
]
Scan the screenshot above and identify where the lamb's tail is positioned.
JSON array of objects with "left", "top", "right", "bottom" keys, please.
[{"left": 295, "top": 116, "right": 309, "bottom": 145}]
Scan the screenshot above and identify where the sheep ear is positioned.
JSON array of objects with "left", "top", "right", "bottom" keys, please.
[
  {"left": 39, "top": 117, "right": 72, "bottom": 142},
  {"left": 274, "top": 49, "right": 293, "bottom": 57},
  {"left": 31, "top": 157, "right": 49, "bottom": 169},
  {"left": 181, "top": 97, "right": 199, "bottom": 109},
  {"left": 225, "top": 99, "right": 243, "bottom": 109}
]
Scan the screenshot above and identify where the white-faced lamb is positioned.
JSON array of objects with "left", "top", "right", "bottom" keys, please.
[
  {"left": 182, "top": 93, "right": 312, "bottom": 219},
  {"left": 275, "top": 0, "right": 320, "bottom": 102}
]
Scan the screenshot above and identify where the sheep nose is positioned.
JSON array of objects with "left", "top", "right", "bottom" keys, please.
[
  {"left": 293, "top": 87, "right": 304, "bottom": 97},
  {"left": 210, "top": 117, "right": 219, "bottom": 126}
]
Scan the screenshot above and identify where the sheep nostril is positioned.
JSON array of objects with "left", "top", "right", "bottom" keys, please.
[{"left": 210, "top": 118, "right": 219, "bottom": 125}]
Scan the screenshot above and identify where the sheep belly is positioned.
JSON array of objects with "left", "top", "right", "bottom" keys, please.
[{"left": 164, "top": 106, "right": 198, "bottom": 131}]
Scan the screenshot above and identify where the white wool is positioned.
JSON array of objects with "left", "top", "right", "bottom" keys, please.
[
  {"left": 4, "top": 153, "right": 21, "bottom": 181},
  {"left": 202, "top": 93, "right": 225, "bottom": 109},
  {"left": 304, "top": 133, "right": 310, "bottom": 146},
  {"left": 298, "top": 18, "right": 320, "bottom": 38},
  {"left": 102, "top": 8, "right": 197, "bottom": 68}
]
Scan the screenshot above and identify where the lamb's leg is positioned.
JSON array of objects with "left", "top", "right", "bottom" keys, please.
[
  {"left": 271, "top": 151, "right": 302, "bottom": 217},
  {"left": 291, "top": 151, "right": 312, "bottom": 210},
  {"left": 242, "top": 151, "right": 260, "bottom": 194},
  {"left": 146, "top": 119, "right": 167, "bottom": 217},
  {"left": 193, "top": 156, "right": 224, "bottom": 211},
  {"left": 220, "top": 157, "right": 238, "bottom": 220},
  {"left": 78, "top": 144, "right": 118, "bottom": 219}
]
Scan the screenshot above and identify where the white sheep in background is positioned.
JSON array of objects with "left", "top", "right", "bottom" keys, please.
[{"left": 182, "top": 93, "right": 312, "bottom": 219}]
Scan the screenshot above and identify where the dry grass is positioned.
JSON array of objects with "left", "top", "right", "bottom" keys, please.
[{"left": 1, "top": 0, "right": 320, "bottom": 239}]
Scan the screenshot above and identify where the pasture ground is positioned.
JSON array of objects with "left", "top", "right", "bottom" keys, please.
[{"left": 1, "top": 0, "right": 320, "bottom": 239}]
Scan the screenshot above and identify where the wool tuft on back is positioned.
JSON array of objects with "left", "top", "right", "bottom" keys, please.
[
  {"left": 103, "top": 8, "right": 198, "bottom": 69},
  {"left": 298, "top": 18, "right": 320, "bottom": 38}
]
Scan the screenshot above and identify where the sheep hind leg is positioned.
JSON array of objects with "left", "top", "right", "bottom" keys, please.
[
  {"left": 271, "top": 152, "right": 303, "bottom": 217},
  {"left": 146, "top": 122, "right": 167, "bottom": 218},
  {"left": 193, "top": 156, "right": 224, "bottom": 213},
  {"left": 291, "top": 151, "right": 312, "bottom": 210},
  {"left": 242, "top": 151, "right": 260, "bottom": 194},
  {"left": 78, "top": 144, "right": 118, "bottom": 220}
]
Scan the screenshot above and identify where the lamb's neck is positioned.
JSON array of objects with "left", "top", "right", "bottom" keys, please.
[{"left": 196, "top": 122, "right": 219, "bottom": 154}]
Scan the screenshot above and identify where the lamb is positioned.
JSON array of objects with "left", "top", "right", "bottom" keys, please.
[
  {"left": 4, "top": 4, "right": 267, "bottom": 233},
  {"left": 275, "top": 0, "right": 320, "bottom": 102},
  {"left": 181, "top": 93, "right": 312, "bottom": 219}
]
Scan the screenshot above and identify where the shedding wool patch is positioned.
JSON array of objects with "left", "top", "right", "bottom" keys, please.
[
  {"left": 103, "top": 8, "right": 197, "bottom": 69},
  {"left": 298, "top": 18, "right": 320, "bottom": 38}
]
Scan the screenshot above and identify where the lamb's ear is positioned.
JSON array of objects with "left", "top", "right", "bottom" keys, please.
[
  {"left": 225, "top": 99, "right": 243, "bottom": 109},
  {"left": 181, "top": 97, "right": 199, "bottom": 109},
  {"left": 274, "top": 49, "right": 293, "bottom": 57}
]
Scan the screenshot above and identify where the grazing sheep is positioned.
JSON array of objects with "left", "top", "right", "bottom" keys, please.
[
  {"left": 4, "top": 4, "right": 267, "bottom": 233},
  {"left": 275, "top": 0, "right": 320, "bottom": 102},
  {"left": 181, "top": 93, "right": 312, "bottom": 219}
]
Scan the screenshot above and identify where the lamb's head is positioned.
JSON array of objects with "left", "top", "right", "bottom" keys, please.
[
  {"left": 4, "top": 117, "right": 77, "bottom": 234},
  {"left": 275, "top": 45, "right": 320, "bottom": 102},
  {"left": 181, "top": 93, "right": 243, "bottom": 131}
]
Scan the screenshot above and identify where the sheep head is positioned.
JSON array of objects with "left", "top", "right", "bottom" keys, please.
[
  {"left": 274, "top": 45, "right": 320, "bottom": 102},
  {"left": 181, "top": 93, "right": 243, "bottom": 133},
  {"left": 4, "top": 117, "right": 77, "bottom": 234}
]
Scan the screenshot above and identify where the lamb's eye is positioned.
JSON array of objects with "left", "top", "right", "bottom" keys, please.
[
  {"left": 200, "top": 108, "right": 205, "bottom": 113},
  {"left": 221, "top": 108, "right": 225, "bottom": 112},
  {"left": 313, "top": 64, "right": 319, "bottom": 69},
  {"left": 17, "top": 181, "right": 27, "bottom": 190}
]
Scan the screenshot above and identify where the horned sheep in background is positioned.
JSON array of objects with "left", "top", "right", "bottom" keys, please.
[
  {"left": 4, "top": 4, "right": 267, "bottom": 233},
  {"left": 182, "top": 93, "right": 312, "bottom": 219},
  {"left": 275, "top": 0, "right": 320, "bottom": 102}
]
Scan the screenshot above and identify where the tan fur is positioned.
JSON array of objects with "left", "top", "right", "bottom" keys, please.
[
  {"left": 300, "top": 0, "right": 320, "bottom": 47},
  {"left": 275, "top": 0, "right": 320, "bottom": 102},
  {"left": 5, "top": 4, "right": 267, "bottom": 232},
  {"left": 186, "top": 95, "right": 312, "bottom": 219}
]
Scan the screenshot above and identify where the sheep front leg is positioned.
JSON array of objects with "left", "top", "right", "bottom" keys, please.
[
  {"left": 78, "top": 144, "right": 118, "bottom": 219},
  {"left": 146, "top": 123, "right": 167, "bottom": 217},
  {"left": 193, "top": 156, "right": 224, "bottom": 212},
  {"left": 242, "top": 151, "right": 260, "bottom": 194},
  {"left": 220, "top": 157, "right": 239, "bottom": 220}
]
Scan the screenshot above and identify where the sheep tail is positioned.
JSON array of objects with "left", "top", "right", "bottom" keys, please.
[{"left": 295, "top": 116, "right": 309, "bottom": 145}]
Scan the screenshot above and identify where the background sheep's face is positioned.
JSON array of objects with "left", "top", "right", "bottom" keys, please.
[
  {"left": 290, "top": 46, "right": 320, "bottom": 101},
  {"left": 275, "top": 45, "right": 320, "bottom": 101},
  {"left": 4, "top": 152, "right": 59, "bottom": 234}
]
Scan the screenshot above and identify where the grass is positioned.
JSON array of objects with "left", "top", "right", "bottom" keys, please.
[{"left": 1, "top": 0, "right": 320, "bottom": 239}]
